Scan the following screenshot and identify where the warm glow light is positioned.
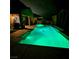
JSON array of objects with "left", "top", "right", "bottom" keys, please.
[{"left": 10, "top": 14, "right": 20, "bottom": 29}]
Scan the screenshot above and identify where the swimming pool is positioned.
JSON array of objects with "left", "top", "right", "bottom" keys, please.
[{"left": 19, "top": 24, "right": 69, "bottom": 48}]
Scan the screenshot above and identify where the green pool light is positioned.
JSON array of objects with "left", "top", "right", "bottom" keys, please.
[{"left": 19, "top": 24, "right": 69, "bottom": 48}]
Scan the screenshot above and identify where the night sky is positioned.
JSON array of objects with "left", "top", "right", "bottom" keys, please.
[
  {"left": 11, "top": 0, "right": 68, "bottom": 16},
  {"left": 20, "top": 0, "right": 68, "bottom": 16}
]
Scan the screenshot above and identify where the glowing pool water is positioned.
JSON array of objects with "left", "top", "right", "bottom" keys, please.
[{"left": 19, "top": 24, "right": 69, "bottom": 48}]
